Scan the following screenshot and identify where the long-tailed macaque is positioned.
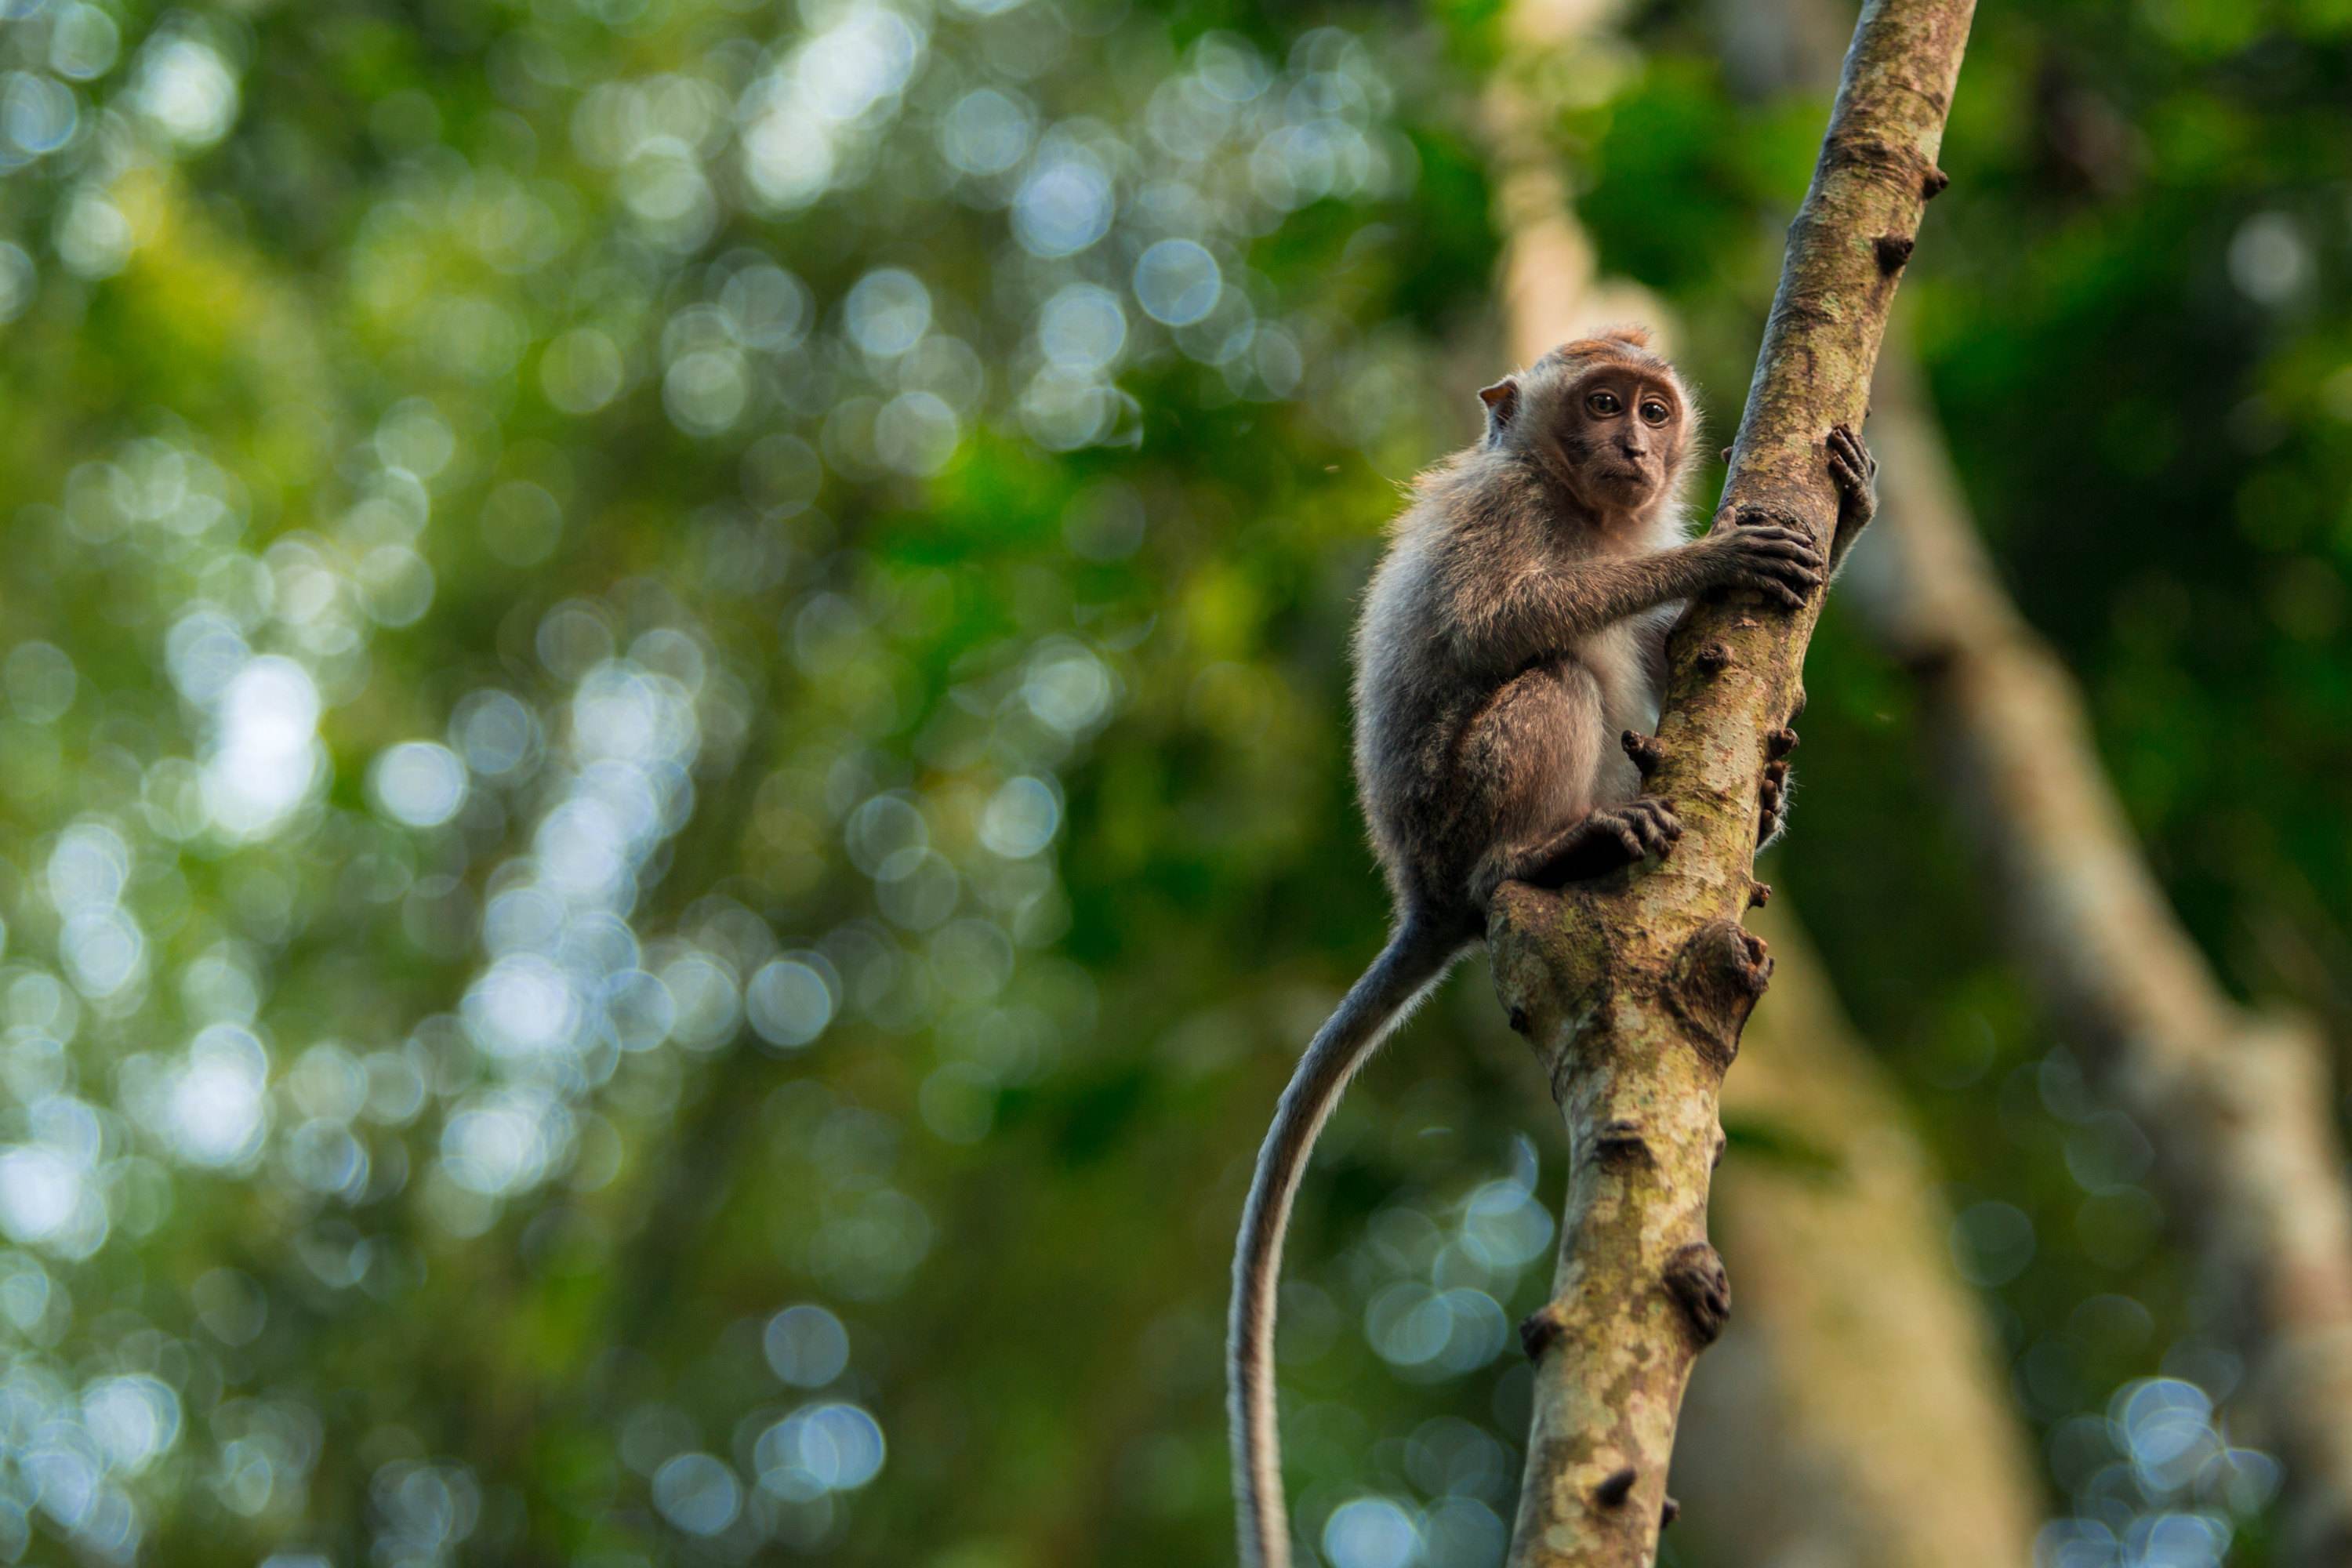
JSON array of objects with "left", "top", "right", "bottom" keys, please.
[{"left": 1229, "top": 328, "right": 1876, "bottom": 1567}]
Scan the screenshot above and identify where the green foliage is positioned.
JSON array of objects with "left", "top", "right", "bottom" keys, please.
[{"left": 0, "top": 1, "right": 2342, "bottom": 1566}]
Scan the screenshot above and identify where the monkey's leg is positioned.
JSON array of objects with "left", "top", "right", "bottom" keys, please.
[{"left": 1465, "top": 666, "right": 1682, "bottom": 902}]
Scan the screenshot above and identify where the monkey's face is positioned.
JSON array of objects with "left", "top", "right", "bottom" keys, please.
[{"left": 1546, "top": 368, "right": 1686, "bottom": 511}]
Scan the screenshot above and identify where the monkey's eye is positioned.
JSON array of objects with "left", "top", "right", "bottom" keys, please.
[
  {"left": 1640, "top": 401, "right": 1671, "bottom": 426},
  {"left": 1587, "top": 390, "right": 1623, "bottom": 416}
]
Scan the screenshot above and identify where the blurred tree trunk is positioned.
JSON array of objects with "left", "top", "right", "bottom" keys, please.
[
  {"left": 1483, "top": 9, "right": 2039, "bottom": 1564},
  {"left": 1486, "top": 2, "right": 1666, "bottom": 372},
  {"left": 1846, "top": 349, "right": 2352, "bottom": 1563},
  {"left": 1475, "top": 5, "right": 1976, "bottom": 1563},
  {"left": 1673, "top": 906, "right": 2043, "bottom": 1563}
]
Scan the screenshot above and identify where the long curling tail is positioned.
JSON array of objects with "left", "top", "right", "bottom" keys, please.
[{"left": 1229, "top": 916, "right": 1464, "bottom": 1568}]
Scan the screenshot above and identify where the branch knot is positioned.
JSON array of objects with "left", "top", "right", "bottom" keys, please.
[
  {"left": 1589, "top": 1118, "right": 1652, "bottom": 1173},
  {"left": 1519, "top": 1303, "right": 1569, "bottom": 1364},
  {"left": 1665, "top": 920, "right": 1773, "bottom": 1073},
  {"left": 1664, "top": 1243, "right": 1732, "bottom": 1346}
]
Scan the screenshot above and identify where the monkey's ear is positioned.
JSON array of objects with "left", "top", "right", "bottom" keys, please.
[{"left": 1479, "top": 379, "right": 1519, "bottom": 444}]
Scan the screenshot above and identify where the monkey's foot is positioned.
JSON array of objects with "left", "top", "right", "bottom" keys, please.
[
  {"left": 1521, "top": 797, "right": 1683, "bottom": 885},
  {"left": 1756, "top": 759, "right": 1791, "bottom": 851}
]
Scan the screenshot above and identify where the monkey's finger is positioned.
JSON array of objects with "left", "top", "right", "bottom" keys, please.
[
  {"left": 1745, "top": 541, "right": 1828, "bottom": 568},
  {"left": 1828, "top": 455, "right": 1862, "bottom": 492},
  {"left": 1733, "top": 523, "right": 1812, "bottom": 544},
  {"left": 1626, "top": 801, "right": 1672, "bottom": 849},
  {"left": 1761, "top": 563, "right": 1824, "bottom": 593},
  {"left": 1737, "top": 536, "right": 1828, "bottom": 567},
  {"left": 1733, "top": 542, "right": 1824, "bottom": 570},
  {"left": 1832, "top": 425, "right": 1879, "bottom": 479},
  {"left": 1760, "top": 579, "right": 1808, "bottom": 608}
]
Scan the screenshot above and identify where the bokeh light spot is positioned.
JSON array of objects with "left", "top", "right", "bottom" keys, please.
[
  {"left": 652, "top": 1453, "right": 742, "bottom": 1537},
  {"left": 370, "top": 742, "right": 468, "bottom": 829},
  {"left": 764, "top": 1305, "right": 851, "bottom": 1388},
  {"left": 1134, "top": 239, "right": 1221, "bottom": 325},
  {"left": 1323, "top": 1496, "right": 1420, "bottom": 1568}
]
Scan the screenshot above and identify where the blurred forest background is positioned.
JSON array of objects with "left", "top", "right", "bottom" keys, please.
[{"left": 0, "top": 0, "right": 2349, "bottom": 1564}]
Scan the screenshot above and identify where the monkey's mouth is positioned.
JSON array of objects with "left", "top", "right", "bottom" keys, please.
[{"left": 1541, "top": 442, "right": 1654, "bottom": 499}]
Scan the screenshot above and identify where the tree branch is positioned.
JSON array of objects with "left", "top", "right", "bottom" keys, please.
[
  {"left": 1490, "top": 6, "right": 1975, "bottom": 1563},
  {"left": 1483, "top": 10, "right": 2036, "bottom": 1552},
  {"left": 1846, "top": 347, "right": 2352, "bottom": 1563}
]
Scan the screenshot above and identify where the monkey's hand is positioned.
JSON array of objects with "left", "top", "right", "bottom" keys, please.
[
  {"left": 1700, "top": 512, "right": 1825, "bottom": 610},
  {"left": 1826, "top": 423, "right": 1878, "bottom": 568}
]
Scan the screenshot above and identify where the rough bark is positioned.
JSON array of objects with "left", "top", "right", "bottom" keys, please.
[
  {"left": 1673, "top": 906, "right": 2043, "bottom": 1566},
  {"left": 1846, "top": 349, "right": 2352, "bottom": 1563},
  {"left": 1488, "top": 6, "right": 1974, "bottom": 1564}
]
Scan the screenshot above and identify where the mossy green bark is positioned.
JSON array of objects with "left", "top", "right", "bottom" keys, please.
[{"left": 1491, "top": 5, "right": 1977, "bottom": 1564}]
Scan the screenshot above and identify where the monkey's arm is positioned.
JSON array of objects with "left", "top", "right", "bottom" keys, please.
[{"left": 1453, "top": 528, "right": 1823, "bottom": 674}]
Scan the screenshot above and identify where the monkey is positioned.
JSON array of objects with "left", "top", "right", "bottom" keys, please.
[{"left": 1228, "top": 328, "right": 1877, "bottom": 1568}]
